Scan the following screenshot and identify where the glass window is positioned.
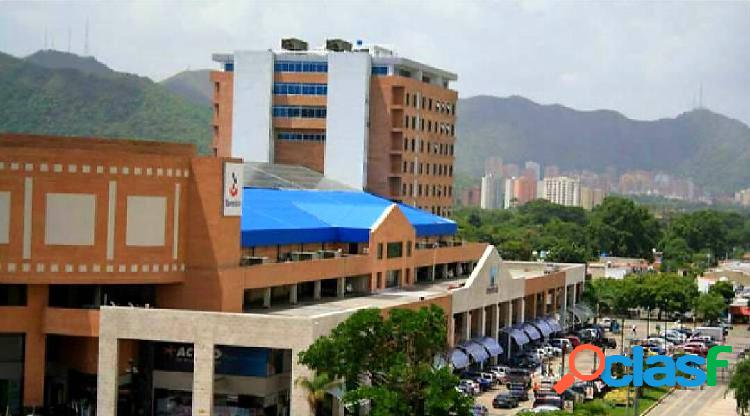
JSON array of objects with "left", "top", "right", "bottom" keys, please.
[
  {"left": 0, "top": 284, "right": 26, "bottom": 306},
  {"left": 407, "top": 241, "right": 412, "bottom": 257},
  {"left": 377, "top": 243, "right": 383, "bottom": 259},
  {"left": 386, "top": 242, "right": 403, "bottom": 259},
  {"left": 386, "top": 270, "right": 400, "bottom": 288},
  {"left": 272, "top": 106, "right": 326, "bottom": 119},
  {"left": 274, "top": 60, "right": 327, "bottom": 73}
]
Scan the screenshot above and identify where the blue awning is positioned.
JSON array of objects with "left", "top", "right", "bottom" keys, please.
[
  {"left": 501, "top": 326, "right": 530, "bottom": 347},
  {"left": 476, "top": 336, "right": 503, "bottom": 357},
  {"left": 241, "top": 188, "right": 457, "bottom": 247},
  {"left": 449, "top": 349, "right": 470, "bottom": 369},
  {"left": 459, "top": 340, "right": 490, "bottom": 363},
  {"left": 545, "top": 317, "right": 562, "bottom": 333},
  {"left": 522, "top": 322, "right": 542, "bottom": 341},
  {"left": 533, "top": 319, "right": 553, "bottom": 337}
]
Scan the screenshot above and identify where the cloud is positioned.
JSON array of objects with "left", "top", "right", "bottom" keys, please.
[{"left": 0, "top": 0, "right": 748, "bottom": 124}]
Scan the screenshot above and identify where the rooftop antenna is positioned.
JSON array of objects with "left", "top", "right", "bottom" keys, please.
[
  {"left": 84, "top": 18, "right": 89, "bottom": 56},
  {"left": 67, "top": 27, "right": 72, "bottom": 53},
  {"left": 699, "top": 83, "right": 704, "bottom": 109},
  {"left": 44, "top": 27, "right": 48, "bottom": 49}
]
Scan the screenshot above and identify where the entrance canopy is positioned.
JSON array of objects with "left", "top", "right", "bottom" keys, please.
[
  {"left": 476, "top": 336, "right": 503, "bottom": 357},
  {"left": 521, "top": 322, "right": 542, "bottom": 341},
  {"left": 449, "top": 349, "right": 470, "bottom": 369},
  {"left": 459, "top": 340, "right": 490, "bottom": 363},
  {"left": 501, "top": 326, "right": 530, "bottom": 347}
]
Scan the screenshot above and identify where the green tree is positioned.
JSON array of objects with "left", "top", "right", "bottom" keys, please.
[
  {"left": 709, "top": 280, "right": 736, "bottom": 304},
  {"left": 660, "top": 237, "right": 692, "bottom": 272},
  {"left": 294, "top": 372, "right": 342, "bottom": 416},
  {"left": 729, "top": 358, "right": 750, "bottom": 415},
  {"left": 298, "top": 306, "right": 472, "bottom": 416},
  {"left": 694, "top": 292, "right": 726, "bottom": 322},
  {"left": 588, "top": 197, "right": 661, "bottom": 261}
]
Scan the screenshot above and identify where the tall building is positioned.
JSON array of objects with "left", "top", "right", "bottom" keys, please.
[
  {"left": 580, "top": 186, "right": 606, "bottom": 210},
  {"left": 503, "top": 163, "right": 520, "bottom": 178},
  {"left": 543, "top": 176, "right": 581, "bottom": 207},
  {"left": 524, "top": 161, "right": 541, "bottom": 181},
  {"left": 504, "top": 176, "right": 536, "bottom": 208},
  {"left": 484, "top": 156, "right": 503, "bottom": 176},
  {"left": 211, "top": 38, "right": 458, "bottom": 216},
  {"left": 480, "top": 174, "right": 504, "bottom": 209},
  {"left": 459, "top": 185, "right": 481, "bottom": 207},
  {"left": 543, "top": 165, "right": 560, "bottom": 178}
]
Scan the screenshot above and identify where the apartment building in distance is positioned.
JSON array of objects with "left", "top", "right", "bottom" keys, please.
[
  {"left": 543, "top": 176, "right": 581, "bottom": 207},
  {"left": 211, "top": 38, "right": 458, "bottom": 216},
  {"left": 480, "top": 173, "right": 503, "bottom": 209}
]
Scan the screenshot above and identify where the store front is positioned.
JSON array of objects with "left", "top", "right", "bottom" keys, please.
[
  {"left": 0, "top": 335, "right": 23, "bottom": 416},
  {"left": 146, "top": 343, "right": 291, "bottom": 416}
]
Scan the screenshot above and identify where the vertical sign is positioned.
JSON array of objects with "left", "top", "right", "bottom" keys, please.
[{"left": 223, "top": 162, "right": 243, "bottom": 216}]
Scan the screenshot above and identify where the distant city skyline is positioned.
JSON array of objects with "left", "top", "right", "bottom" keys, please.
[{"left": 1, "top": 1, "right": 748, "bottom": 125}]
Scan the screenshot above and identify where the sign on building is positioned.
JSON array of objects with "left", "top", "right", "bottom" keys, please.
[{"left": 223, "top": 162, "right": 244, "bottom": 216}]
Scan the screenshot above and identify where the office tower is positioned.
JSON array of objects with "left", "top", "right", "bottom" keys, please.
[{"left": 211, "top": 38, "right": 458, "bottom": 216}]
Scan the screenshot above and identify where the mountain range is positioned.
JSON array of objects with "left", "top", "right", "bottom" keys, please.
[
  {"left": 1, "top": 50, "right": 749, "bottom": 194},
  {"left": 0, "top": 50, "right": 211, "bottom": 153},
  {"left": 455, "top": 95, "right": 750, "bottom": 194}
]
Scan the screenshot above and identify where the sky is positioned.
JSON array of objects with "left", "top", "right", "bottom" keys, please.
[{"left": 1, "top": 0, "right": 749, "bottom": 125}]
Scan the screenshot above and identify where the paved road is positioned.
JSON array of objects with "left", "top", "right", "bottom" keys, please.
[{"left": 648, "top": 323, "right": 750, "bottom": 416}]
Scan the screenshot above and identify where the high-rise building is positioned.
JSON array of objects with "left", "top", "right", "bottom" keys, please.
[
  {"left": 580, "top": 186, "right": 606, "bottom": 210},
  {"left": 504, "top": 176, "right": 537, "bottom": 208},
  {"left": 459, "top": 185, "right": 482, "bottom": 207},
  {"left": 480, "top": 174, "right": 504, "bottom": 209},
  {"left": 544, "top": 165, "right": 560, "bottom": 178},
  {"left": 524, "top": 161, "right": 541, "bottom": 181},
  {"left": 211, "top": 38, "right": 458, "bottom": 216},
  {"left": 543, "top": 176, "right": 581, "bottom": 207},
  {"left": 484, "top": 156, "right": 503, "bottom": 176}
]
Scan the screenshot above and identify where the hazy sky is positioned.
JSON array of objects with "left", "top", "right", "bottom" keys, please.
[{"left": 1, "top": 1, "right": 749, "bottom": 124}]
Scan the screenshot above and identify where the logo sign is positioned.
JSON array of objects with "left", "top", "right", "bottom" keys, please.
[
  {"left": 223, "top": 162, "right": 243, "bottom": 216},
  {"left": 553, "top": 344, "right": 732, "bottom": 393}
]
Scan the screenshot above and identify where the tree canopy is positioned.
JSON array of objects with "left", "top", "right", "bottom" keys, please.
[
  {"left": 297, "top": 306, "right": 472, "bottom": 416},
  {"left": 729, "top": 359, "right": 750, "bottom": 415}
]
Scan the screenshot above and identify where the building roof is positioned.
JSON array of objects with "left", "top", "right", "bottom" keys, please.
[
  {"left": 243, "top": 162, "right": 352, "bottom": 190},
  {"left": 241, "top": 188, "right": 456, "bottom": 247}
]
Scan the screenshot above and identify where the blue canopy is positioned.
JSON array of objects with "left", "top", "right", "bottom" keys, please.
[
  {"left": 521, "top": 323, "right": 542, "bottom": 341},
  {"left": 477, "top": 336, "right": 503, "bottom": 357},
  {"left": 241, "top": 188, "right": 457, "bottom": 247},
  {"left": 449, "top": 349, "right": 470, "bottom": 369},
  {"left": 502, "top": 326, "right": 530, "bottom": 347},
  {"left": 545, "top": 317, "right": 562, "bottom": 333},
  {"left": 459, "top": 340, "right": 490, "bottom": 363},
  {"left": 533, "top": 319, "right": 553, "bottom": 337}
]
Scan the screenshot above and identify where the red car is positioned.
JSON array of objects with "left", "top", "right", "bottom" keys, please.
[
  {"left": 566, "top": 336, "right": 581, "bottom": 348},
  {"left": 682, "top": 343, "right": 708, "bottom": 357}
]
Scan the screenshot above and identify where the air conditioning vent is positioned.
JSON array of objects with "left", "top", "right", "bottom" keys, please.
[{"left": 281, "top": 38, "right": 308, "bottom": 51}]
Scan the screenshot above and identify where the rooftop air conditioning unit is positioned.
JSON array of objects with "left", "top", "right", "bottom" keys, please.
[
  {"left": 281, "top": 38, "right": 308, "bottom": 51},
  {"left": 326, "top": 39, "right": 352, "bottom": 52}
]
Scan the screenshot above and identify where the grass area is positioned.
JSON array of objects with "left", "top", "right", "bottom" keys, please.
[{"left": 607, "top": 386, "right": 671, "bottom": 416}]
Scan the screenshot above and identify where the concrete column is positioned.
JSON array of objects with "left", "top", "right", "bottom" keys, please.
[
  {"left": 562, "top": 284, "right": 568, "bottom": 329},
  {"left": 313, "top": 280, "right": 321, "bottom": 300},
  {"left": 519, "top": 298, "right": 525, "bottom": 323},
  {"left": 291, "top": 349, "right": 315, "bottom": 416},
  {"left": 23, "top": 285, "right": 47, "bottom": 409},
  {"left": 337, "top": 277, "right": 345, "bottom": 298},
  {"left": 506, "top": 302, "right": 512, "bottom": 327},
  {"left": 479, "top": 307, "right": 487, "bottom": 337},
  {"left": 463, "top": 311, "right": 471, "bottom": 341},
  {"left": 96, "top": 335, "right": 119, "bottom": 416},
  {"left": 442, "top": 264, "right": 449, "bottom": 279},
  {"left": 491, "top": 304, "right": 500, "bottom": 339},
  {"left": 571, "top": 284, "right": 577, "bottom": 308},
  {"left": 290, "top": 284, "right": 298, "bottom": 304},
  {"left": 192, "top": 340, "right": 215, "bottom": 416},
  {"left": 262, "top": 287, "right": 272, "bottom": 308},
  {"left": 456, "top": 263, "right": 463, "bottom": 276}
]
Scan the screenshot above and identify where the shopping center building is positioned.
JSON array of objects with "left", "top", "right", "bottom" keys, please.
[{"left": 0, "top": 133, "right": 584, "bottom": 416}]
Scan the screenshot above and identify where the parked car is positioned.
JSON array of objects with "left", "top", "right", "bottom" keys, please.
[
  {"left": 593, "top": 337, "right": 617, "bottom": 349},
  {"left": 542, "top": 345, "right": 562, "bottom": 356},
  {"left": 599, "top": 317, "right": 614, "bottom": 328},
  {"left": 459, "top": 379, "right": 480, "bottom": 395},
  {"left": 507, "top": 384, "right": 530, "bottom": 402},
  {"left": 492, "top": 393, "right": 519, "bottom": 409},
  {"left": 566, "top": 335, "right": 582, "bottom": 348},
  {"left": 682, "top": 342, "right": 708, "bottom": 357},
  {"left": 550, "top": 338, "right": 572, "bottom": 352},
  {"left": 533, "top": 396, "right": 564, "bottom": 410},
  {"left": 471, "top": 404, "right": 489, "bottom": 416},
  {"left": 506, "top": 369, "right": 532, "bottom": 387}
]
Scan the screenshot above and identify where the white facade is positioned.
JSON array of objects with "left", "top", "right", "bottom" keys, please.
[
  {"left": 231, "top": 51, "right": 274, "bottom": 163},
  {"left": 480, "top": 174, "right": 503, "bottom": 209},
  {"left": 543, "top": 176, "right": 581, "bottom": 207},
  {"left": 324, "top": 52, "right": 372, "bottom": 189}
]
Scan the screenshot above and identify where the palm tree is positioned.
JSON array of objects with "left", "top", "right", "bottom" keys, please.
[{"left": 295, "top": 372, "right": 342, "bottom": 416}]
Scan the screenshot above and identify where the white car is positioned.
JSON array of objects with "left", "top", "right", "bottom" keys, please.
[
  {"left": 543, "top": 345, "right": 562, "bottom": 356},
  {"left": 459, "top": 379, "right": 480, "bottom": 395},
  {"left": 487, "top": 368, "right": 508, "bottom": 383}
]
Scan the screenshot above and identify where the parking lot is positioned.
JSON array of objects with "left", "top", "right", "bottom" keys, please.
[{"left": 464, "top": 318, "right": 743, "bottom": 415}]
